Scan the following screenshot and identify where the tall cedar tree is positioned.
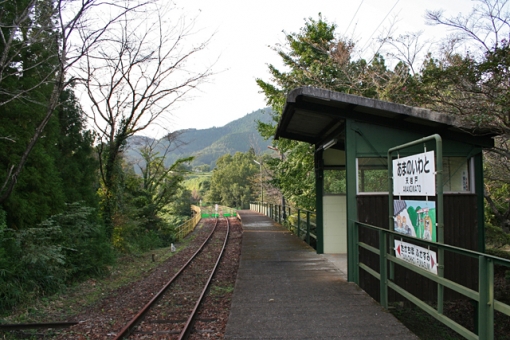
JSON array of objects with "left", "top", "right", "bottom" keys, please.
[
  {"left": 0, "top": 0, "right": 64, "bottom": 228},
  {"left": 256, "top": 14, "right": 405, "bottom": 210}
]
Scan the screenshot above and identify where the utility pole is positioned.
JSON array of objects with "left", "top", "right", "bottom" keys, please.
[
  {"left": 253, "top": 160, "right": 263, "bottom": 207},
  {"left": 267, "top": 146, "right": 286, "bottom": 220}
]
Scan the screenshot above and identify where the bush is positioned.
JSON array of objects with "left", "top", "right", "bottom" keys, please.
[
  {"left": 486, "top": 222, "right": 510, "bottom": 249},
  {"left": 0, "top": 203, "right": 115, "bottom": 312},
  {"left": 0, "top": 215, "right": 67, "bottom": 311},
  {"left": 133, "top": 229, "right": 163, "bottom": 252},
  {"left": 112, "top": 213, "right": 167, "bottom": 253},
  {"left": 486, "top": 247, "right": 510, "bottom": 261},
  {"left": 55, "top": 203, "right": 115, "bottom": 281}
]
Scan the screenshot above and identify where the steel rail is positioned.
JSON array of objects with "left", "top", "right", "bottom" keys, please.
[
  {"left": 179, "top": 217, "right": 230, "bottom": 339},
  {"left": 113, "top": 218, "right": 220, "bottom": 340}
]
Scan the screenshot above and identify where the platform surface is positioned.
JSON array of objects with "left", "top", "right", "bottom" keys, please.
[{"left": 224, "top": 210, "right": 418, "bottom": 339}]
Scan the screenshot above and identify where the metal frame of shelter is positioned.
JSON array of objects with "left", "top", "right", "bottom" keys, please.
[
  {"left": 274, "top": 86, "right": 494, "bottom": 259},
  {"left": 274, "top": 87, "right": 510, "bottom": 339},
  {"left": 386, "top": 135, "right": 445, "bottom": 313}
]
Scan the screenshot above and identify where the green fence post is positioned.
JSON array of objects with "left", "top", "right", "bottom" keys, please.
[
  {"left": 478, "top": 256, "right": 494, "bottom": 340},
  {"left": 297, "top": 209, "right": 301, "bottom": 238},
  {"left": 353, "top": 222, "right": 359, "bottom": 284},
  {"left": 306, "top": 211, "right": 311, "bottom": 245},
  {"left": 379, "top": 229, "right": 388, "bottom": 309}
]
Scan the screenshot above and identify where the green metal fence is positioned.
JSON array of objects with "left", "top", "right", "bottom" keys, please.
[
  {"left": 355, "top": 221, "right": 510, "bottom": 340},
  {"left": 250, "top": 202, "right": 316, "bottom": 248},
  {"left": 200, "top": 205, "right": 237, "bottom": 218}
]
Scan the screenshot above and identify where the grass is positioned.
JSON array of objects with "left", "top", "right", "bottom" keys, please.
[
  {"left": 1, "top": 235, "right": 195, "bottom": 326},
  {"left": 210, "top": 285, "right": 234, "bottom": 296}
]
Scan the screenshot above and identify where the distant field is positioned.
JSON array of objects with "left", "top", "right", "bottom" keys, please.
[{"left": 183, "top": 172, "right": 212, "bottom": 191}]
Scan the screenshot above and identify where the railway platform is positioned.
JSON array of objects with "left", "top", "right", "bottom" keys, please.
[{"left": 224, "top": 210, "right": 418, "bottom": 339}]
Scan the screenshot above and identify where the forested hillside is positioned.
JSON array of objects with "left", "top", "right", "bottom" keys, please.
[
  {"left": 126, "top": 108, "right": 274, "bottom": 169},
  {"left": 0, "top": 0, "right": 219, "bottom": 312}
]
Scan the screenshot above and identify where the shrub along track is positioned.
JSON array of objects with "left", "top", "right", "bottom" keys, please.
[{"left": 1, "top": 218, "right": 242, "bottom": 339}]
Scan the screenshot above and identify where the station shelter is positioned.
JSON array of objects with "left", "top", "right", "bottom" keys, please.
[{"left": 274, "top": 87, "right": 496, "bottom": 301}]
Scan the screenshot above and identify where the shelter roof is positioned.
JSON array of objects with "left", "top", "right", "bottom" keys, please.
[{"left": 274, "top": 87, "right": 496, "bottom": 149}]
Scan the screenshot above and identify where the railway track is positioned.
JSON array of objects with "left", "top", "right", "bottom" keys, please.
[
  {"left": 114, "top": 217, "right": 230, "bottom": 339},
  {"left": 1, "top": 217, "right": 240, "bottom": 339}
]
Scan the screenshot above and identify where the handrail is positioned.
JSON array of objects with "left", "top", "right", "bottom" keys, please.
[
  {"left": 355, "top": 220, "right": 510, "bottom": 340},
  {"left": 250, "top": 202, "right": 317, "bottom": 248},
  {"left": 175, "top": 205, "right": 202, "bottom": 241}
]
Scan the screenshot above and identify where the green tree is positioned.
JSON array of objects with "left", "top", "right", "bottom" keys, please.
[
  {"left": 207, "top": 150, "right": 259, "bottom": 209},
  {"left": 109, "top": 138, "right": 194, "bottom": 251},
  {"left": 166, "top": 187, "right": 193, "bottom": 219},
  {"left": 131, "top": 140, "right": 193, "bottom": 231},
  {"left": 413, "top": 0, "right": 510, "bottom": 233},
  {"left": 256, "top": 14, "right": 401, "bottom": 210},
  {"left": 55, "top": 88, "right": 99, "bottom": 206},
  {"left": 84, "top": 3, "right": 213, "bottom": 237},
  {"left": 0, "top": 84, "right": 98, "bottom": 229},
  {"left": 0, "top": 0, "right": 139, "bottom": 203}
]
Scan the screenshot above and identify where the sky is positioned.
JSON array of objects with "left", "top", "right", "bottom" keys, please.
[{"left": 145, "top": 0, "right": 471, "bottom": 137}]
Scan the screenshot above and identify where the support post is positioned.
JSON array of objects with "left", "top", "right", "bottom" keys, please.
[
  {"left": 345, "top": 120, "right": 358, "bottom": 283},
  {"left": 306, "top": 211, "right": 311, "bottom": 245},
  {"left": 478, "top": 256, "right": 494, "bottom": 339},
  {"left": 297, "top": 209, "right": 301, "bottom": 238},
  {"left": 379, "top": 229, "right": 388, "bottom": 309}
]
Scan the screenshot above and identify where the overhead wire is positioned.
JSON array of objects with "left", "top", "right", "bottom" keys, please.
[
  {"left": 345, "top": 0, "right": 364, "bottom": 37},
  {"left": 359, "top": 0, "right": 400, "bottom": 53}
]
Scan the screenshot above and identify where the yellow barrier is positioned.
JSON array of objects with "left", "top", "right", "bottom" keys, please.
[{"left": 175, "top": 205, "right": 202, "bottom": 241}]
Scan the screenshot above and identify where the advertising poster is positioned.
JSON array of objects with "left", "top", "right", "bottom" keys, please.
[{"left": 393, "top": 199, "right": 436, "bottom": 242}]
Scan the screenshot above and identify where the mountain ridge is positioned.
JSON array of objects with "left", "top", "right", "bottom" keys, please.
[{"left": 126, "top": 108, "right": 273, "bottom": 169}]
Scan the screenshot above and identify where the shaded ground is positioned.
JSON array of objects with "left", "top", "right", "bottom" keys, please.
[
  {"left": 0, "top": 218, "right": 242, "bottom": 339},
  {"left": 2, "top": 216, "right": 509, "bottom": 339},
  {"left": 390, "top": 266, "right": 510, "bottom": 340}
]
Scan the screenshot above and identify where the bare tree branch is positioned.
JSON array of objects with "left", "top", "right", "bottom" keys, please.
[
  {"left": 76, "top": 1, "right": 213, "bottom": 230},
  {"left": 0, "top": 0, "right": 149, "bottom": 203},
  {"left": 426, "top": 0, "right": 510, "bottom": 54}
]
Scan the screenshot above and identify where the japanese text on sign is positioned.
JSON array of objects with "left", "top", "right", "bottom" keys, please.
[
  {"left": 393, "top": 151, "right": 435, "bottom": 196},
  {"left": 394, "top": 240, "right": 438, "bottom": 274}
]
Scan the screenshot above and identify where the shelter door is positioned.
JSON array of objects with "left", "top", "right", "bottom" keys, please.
[{"left": 323, "top": 195, "right": 347, "bottom": 253}]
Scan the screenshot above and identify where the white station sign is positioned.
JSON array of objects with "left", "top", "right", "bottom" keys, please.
[
  {"left": 393, "top": 151, "right": 436, "bottom": 196},
  {"left": 394, "top": 240, "right": 438, "bottom": 275}
]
